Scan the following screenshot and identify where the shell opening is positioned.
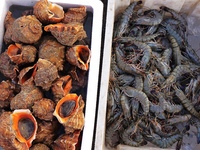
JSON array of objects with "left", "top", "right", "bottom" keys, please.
[
  {"left": 7, "top": 44, "right": 22, "bottom": 56},
  {"left": 18, "top": 118, "right": 35, "bottom": 140},
  {"left": 59, "top": 100, "right": 76, "bottom": 118},
  {"left": 62, "top": 76, "right": 72, "bottom": 94},
  {"left": 21, "top": 65, "right": 37, "bottom": 84},
  {"left": 76, "top": 45, "right": 90, "bottom": 65},
  {"left": 48, "top": 3, "right": 64, "bottom": 19}
]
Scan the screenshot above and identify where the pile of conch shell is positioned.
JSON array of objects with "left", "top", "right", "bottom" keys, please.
[{"left": 0, "top": 0, "right": 91, "bottom": 149}]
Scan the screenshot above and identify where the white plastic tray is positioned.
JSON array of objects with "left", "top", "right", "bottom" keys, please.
[
  {"left": 0, "top": 0, "right": 103, "bottom": 150},
  {"left": 95, "top": 0, "right": 200, "bottom": 150}
]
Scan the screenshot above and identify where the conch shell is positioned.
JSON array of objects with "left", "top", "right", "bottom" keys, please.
[
  {"left": 3, "top": 11, "right": 15, "bottom": 44},
  {"left": 30, "top": 143, "right": 50, "bottom": 150},
  {"left": 35, "top": 120, "right": 58, "bottom": 146},
  {"left": 34, "top": 58, "right": 58, "bottom": 91},
  {"left": 0, "top": 80, "right": 15, "bottom": 108},
  {"left": 51, "top": 75, "right": 72, "bottom": 102},
  {"left": 0, "top": 51, "right": 18, "bottom": 79},
  {"left": 32, "top": 98, "right": 55, "bottom": 121},
  {"left": 52, "top": 130, "right": 81, "bottom": 150},
  {"left": 39, "top": 36, "right": 65, "bottom": 71},
  {"left": 33, "top": 0, "right": 64, "bottom": 24},
  {"left": 10, "top": 84, "right": 43, "bottom": 110},
  {"left": 62, "top": 6, "right": 87, "bottom": 23},
  {"left": 44, "top": 22, "right": 87, "bottom": 46},
  {"left": 11, "top": 15, "right": 43, "bottom": 44},
  {"left": 0, "top": 109, "right": 37, "bottom": 150},
  {"left": 66, "top": 45, "right": 91, "bottom": 70},
  {"left": 18, "top": 65, "right": 37, "bottom": 85},
  {"left": 53, "top": 94, "right": 85, "bottom": 133},
  {"left": 7, "top": 43, "right": 37, "bottom": 65}
]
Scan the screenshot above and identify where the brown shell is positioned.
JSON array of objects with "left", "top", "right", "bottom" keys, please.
[
  {"left": 64, "top": 96, "right": 85, "bottom": 133},
  {"left": 66, "top": 45, "right": 91, "bottom": 70},
  {"left": 3, "top": 11, "right": 15, "bottom": 44},
  {"left": 10, "top": 84, "right": 43, "bottom": 110},
  {"left": 18, "top": 64, "right": 37, "bottom": 85},
  {"left": 11, "top": 15, "right": 43, "bottom": 44},
  {"left": 32, "top": 98, "right": 55, "bottom": 121},
  {"left": 33, "top": 0, "right": 64, "bottom": 24},
  {"left": 0, "top": 110, "right": 37, "bottom": 150},
  {"left": 39, "top": 36, "right": 65, "bottom": 71},
  {"left": 51, "top": 75, "right": 72, "bottom": 102},
  {"left": 7, "top": 43, "right": 37, "bottom": 65},
  {"left": 53, "top": 94, "right": 85, "bottom": 133},
  {"left": 11, "top": 109, "right": 38, "bottom": 148},
  {"left": 0, "top": 80, "right": 15, "bottom": 108},
  {"left": 52, "top": 130, "right": 81, "bottom": 150},
  {"left": 53, "top": 93, "right": 79, "bottom": 124},
  {"left": 62, "top": 6, "right": 87, "bottom": 24},
  {"left": 34, "top": 58, "right": 58, "bottom": 91},
  {"left": 35, "top": 120, "right": 58, "bottom": 146},
  {"left": 0, "top": 51, "right": 18, "bottom": 79},
  {"left": 30, "top": 143, "right": 50, "bottom": 150},
  {"left": 44, "top": 22, "right": 87, "bottom": 46}
]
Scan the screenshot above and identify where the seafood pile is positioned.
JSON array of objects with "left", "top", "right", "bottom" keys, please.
[
  {"left": 0, "top": 0, "right": 91, "bottom": 149},
  {"left": 106, "top": 0, "right": 200, "bottom": 149}
]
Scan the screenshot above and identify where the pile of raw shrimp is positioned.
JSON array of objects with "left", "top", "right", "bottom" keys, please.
[{"left": 106, "top": 0, "right": 200, "bottom": 149}]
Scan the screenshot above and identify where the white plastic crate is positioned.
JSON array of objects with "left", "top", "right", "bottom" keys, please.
[
  {"left": 95, "top": 0, "right": 200, "bottom": 150},
  {"left": 0, "top": 0, "right": 103, "bottom": 150}
]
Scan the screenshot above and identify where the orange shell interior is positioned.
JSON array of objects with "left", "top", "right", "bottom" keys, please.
[
  {"left": 62, "top": 75, "right": 72, "bottom": 95},
  {"left": 7, "top": 43, "right": 22, "bottom": 56},
  {"left": 54, "top": 94, "right": 80, "bottom": 124},
  {"left": 11, "top": 110, "right": 37, "bottom": 148},
  {"left": 75, "top": 45, "right": 90, "bottom": 70}
]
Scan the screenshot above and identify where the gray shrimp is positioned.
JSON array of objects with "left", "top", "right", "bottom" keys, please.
[
  {"left": 143, "top": 73, "right": 154, "bottom": 96},
  {"left": 161, "top": 6, "right": 187, "bottom": 29},
  {"left": 105, "top": 114, "right": 123, "bottom": 147},
  {"left": 161, "top": 48, "right": 172, "bottom": 64},
  {"left": 185, "top": 44, "right": 200, "bottom": 65},
  {"left": 166, "top": 114, "right": 191, "bottom": 125},
  {"left": 150, "top": 119, "right": 179, "bottom": 137},
  {"left": 132, "top": 40, "right": 152, "bottom": 68},
  {"left": 120, "top": 120, "right": 142, "bottom": 147},
  {"left": 134, "top": 75, "right": 143, "bottom": 91},
  {"left": 142, "top": 132, "right": 182, "bottom": 148},
  {"left": 175, "top": 86, "right": 200, "bottom": 118},
  {"left": 163, "top": 17, "right": 180, "bottom": 25},
  {"left": 149, "top": 102, "right": 166, "bottom": 120},
  {"left": 190, "top": 117, "right": 200, "bottom": 144},
  {"left": 121, "top": 86, "right": 150, "bottom": 115},
  {"left": 115, "top": 45, "right": 145, "bottom": 76},
  {"left": 145, "top": 25, "right": 159, "bottom": 35},
  {"left": 135, "top": 9, "right": 164, "bottom": 26},
  {"left": 117, "top": 74, "right": 135, "bottom": 86},
  {"left": 168, "top": 35, "right": 182, "bottom": 66},
  {"left": 113, "top": 1, "right": 142, "bottom": 38},
  {"left": 162, "top": 65, "right": 198, "bottom": 88},
  {"left": 157, "top": 92, "right": 183, "bottom": 113},
  {"left": 120, "top": 93, "right": 132, "bottom": 120},
  {"left": 130, "top": 98, "right": 140, "bottom": 120},
  {"left": 152, "top": 69, "right": 165, "bottom": 85},
  {"left": 155, "top": 58, "right": 171, "bottom": 77},
  {"left": 116, "top": 33, "right": 161, "bottom": 43},
  {"left": 146, "top": 41, "right": 164, "bottom": 52}
]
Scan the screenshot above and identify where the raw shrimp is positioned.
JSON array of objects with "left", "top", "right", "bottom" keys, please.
[
  {"left": 120, "top": 93, "right": 131, "bottom": 120},
  {"left": 113, "top": 1, "right": 142, "bottom": 38},
  {"left": 134, "top": 75, "right": 143, "bottom": 91},
  {"left": 166, "top": 114, "right": 191, "bottom": 125},
  {"left": 121, "top": 86, "right": 150, "bottom": 115}
]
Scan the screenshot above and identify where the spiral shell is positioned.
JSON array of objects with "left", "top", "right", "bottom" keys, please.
[
  {"left": 10, "top": 84, "right": 43, "bottom": 110},
  {"left": 33, "top": 0, "right": 64, "bottom": 24},
  {"left": 7, "top": 43, "right": 37, "bottom": 65},
  {"left": 18, "top": 64, "right": 37, "bottom": 85},
  {"left": 52, "top": 130, "right": 81, "bottom": 150},
  {"left": 0, "top": 51, "right": 18, "bottom": 79},
  {"left": 53, "top": 94, "right": 85, "bottom": 133},
  {"left": 51, "top": 75, "right": 72, "bottom": 102},
  {"left": 34, "top": 58, "right": 58, "bottom": 91},
  {"left": 3, "top": 11, "right": 15, "bottom": 44},
  {"left": 44, "top": 22, "right": 87, "bottom": 46},
  {"left": 32, "top": 98, "right": 55, "bottom": 121},
  {"left": 11, "top": 15, "right": 43, "bottom": 44},
  {"left": 62, "top": 6, "right": 87, "bottom": 23},
  {"left": 30, "top": 143, "right": 50, "bottom": 150},
  {"left": 66, "top": 45, "right": 91, "bottom": 70},
  {"left": 0, "top": 109, "right": 37, "bottom": 150},
  {"left": 39, "top": 36, "right": 65, "bottom": 71}
]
